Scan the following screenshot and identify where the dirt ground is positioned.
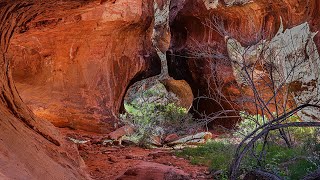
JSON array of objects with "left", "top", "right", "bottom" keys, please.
[{"left": 59, "top": 128, "right": 213, "bottom": 180}]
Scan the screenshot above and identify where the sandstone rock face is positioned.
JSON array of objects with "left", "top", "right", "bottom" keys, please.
[
  {"left": 0, "top": 1, "right": 91, "bottom": 179},
  {"left": 227, "top": 22, "right": 320, "bottom": 121},
  {"left": 168, "top": 0, "right": 320, "bottom": 127},
  {"left": 9, "top": 0, "right": 161, "bottom": 133}
]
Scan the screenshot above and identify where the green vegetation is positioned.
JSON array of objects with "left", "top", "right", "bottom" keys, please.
[
  {"left": 176, "top": 140, "right": 235, "bottom": 179},
  {"left": 245, "top": 142, "right": 319, "bottom": 179},
  {"left": 120, "top": 83, "right": 196, "bottom": 146},
  {"left": 236, "top": 112, "right": 317, "bottom": 144},
  {"left": 176, "top": 139, "right": 320, "bottom": 179},
  {"left": 122, "top": 81, "right": 320, "bottom": 179},
  {"left": 176, "top": 112, "right": 320, "bottom": 179}
]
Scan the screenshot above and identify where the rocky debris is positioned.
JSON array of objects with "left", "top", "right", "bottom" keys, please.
[
  {"left": 104, "top": 129, "right": 212, "bottom": 147},
  {"left": 167, "top": 132, "right": 213, "bottom": 146},
  {"left": 115, "top": 162, "right": 191, "bottom": 180},
  {"left": 104, "top": 128, "right": 212, "bottom": 147},
  {"left": 68, "top": 137, "right": 90, "bottom": 144},
  {"left": 57, "top": 128, "right": 213, "bottom": 179}
]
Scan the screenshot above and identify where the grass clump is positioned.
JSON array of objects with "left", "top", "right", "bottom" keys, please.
[
  {"left": 176, "top": 140, "right": 236, "bottom": 178},
  {"left": 244, "top": 143, "right": 319, "bottom": 179},
  {"left": 176, "top": 139, "right": 320, "bottom": 179}
]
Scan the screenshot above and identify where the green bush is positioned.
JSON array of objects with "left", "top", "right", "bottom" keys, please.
[
  {"left": 244, "top": 142, "right": 319, "bottom": 179},
  {"left": 234, "top": 111, "right": 317, "bottom": 144},
  {"left": 176, "top": 111, "right": 320, "bottom": 179},
  {"left": 120, "top": 83, "right": 197, "bottom": 146},
  {"left": 176, "top": 140, "right": 320, "bottom": 179},
  {"left": 233, "top": 111, "right": 268, "bottom": 138}
]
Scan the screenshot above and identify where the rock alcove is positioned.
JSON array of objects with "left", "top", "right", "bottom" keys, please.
[{"left": 1, "top": 0, "right": 320, "bottom": 179}]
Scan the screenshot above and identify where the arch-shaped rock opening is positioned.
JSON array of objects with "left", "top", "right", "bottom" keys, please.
[
  {"left": 9, "top": 0, "right": 161, "bottom": 134},
  {"left": 0, "top": 0, "right": 161, "bottom": 178},
  {"left": 168, "top": 0, "right": 320, "bottom": 131}
]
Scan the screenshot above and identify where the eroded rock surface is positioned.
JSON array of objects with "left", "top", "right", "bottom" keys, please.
[
  {"left": 168, "top": 0, "right": 320, "bottom": 127},
  {"left": 0, "top": 1, "right": 91, "bottom": 179},
  {"left": 9, "top": 0, "right": 161, "bottom": 133},
  {"left": 227, "top": 22, "right": 320, "bottom": 121}
]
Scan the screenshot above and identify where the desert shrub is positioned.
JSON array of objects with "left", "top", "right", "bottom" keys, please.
[
  {"left": 243, "top": 142, "right": 320, "bottom": 179},
  {"left": 176, "top": 110, "right": 319, "bottom": 179},
  {"left": 234, "top": 111, "right": 318, "bottom": 144},
  {"left": 232, "top": 111, "right": 268, "bottom": 138},
  {"left": 176, "top": 139, "right": 320, "bottom": 179},
  {"left": 120, "top": 83, "right": 198, "bottom": 146},
  {"left": 231, "top": 111, "right": 320, "bottom": 178}
]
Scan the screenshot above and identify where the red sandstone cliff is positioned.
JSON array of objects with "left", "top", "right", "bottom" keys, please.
[
  {"left": 1, "top": 0, "right": 320, "bottom": 178},
  {"left": 168, "top": 0, "right": 320, "bottom": 127},
  {"left": 0, "top": 0, "right": 158, "bottom": 178},
  {"left": 8, "top": 0, "right": 160, "bottom": 133}
]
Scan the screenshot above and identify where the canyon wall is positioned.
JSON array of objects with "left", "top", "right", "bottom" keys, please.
[
  {"left": 168, "top": 0, "right": 320, "bottom": 127},
  {"left": 1, "top": 0, "right": 320, "bottom": 178},
  {"left": 0, "top": 1, "right": 92, "bottom": 179},
  {"left": 0, "top": 0, "right": 159, "bottom": 178},
  {"left": 9, "top": 0, "right": 161, "bottom": 133}
]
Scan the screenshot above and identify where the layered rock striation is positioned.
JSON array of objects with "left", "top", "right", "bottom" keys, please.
[
  {"left": 9, "top": 0, "right": 161, "bottom": 133},
  {"left": 168, "top": 0, "right": 320, "bottom": 127}
]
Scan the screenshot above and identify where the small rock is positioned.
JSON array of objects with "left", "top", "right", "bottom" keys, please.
[
  {"left": 191, "top": 172, "right": 197, "bottom": 178},
  {"left": 197, "top": 175, "right": 206, "bottom": 179},
  {"left": 102, "top": 139, "right": 113, "bottom": 146},
  {"left": 108, "top": 125, "right": 134, "bottom": 140},
  {"left": 108, "top": 155, "right": 118, "bottom": 163},
  {"left": 125, "top": 155, "right": 133, "bottom": 159},
  {"left": 150, "top": 136, "right": 162, "bottom": 146},
  {"left": 167, "top": 132, "right": 212, "bottom": 146},
  {"left": 164, "top": 133, "right": 179, "bottom": 143},
  {"left": 68, "top": 137, "right": 89, "bottom": 144}
]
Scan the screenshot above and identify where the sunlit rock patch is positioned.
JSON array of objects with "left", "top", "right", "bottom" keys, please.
[{"left": 227, "top": 21, "right": 320, "bottom": 121}]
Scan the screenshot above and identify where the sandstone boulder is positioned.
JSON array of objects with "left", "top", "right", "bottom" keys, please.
[{"left": 109, "top": 125, "right": 135, "bottom": 140}]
